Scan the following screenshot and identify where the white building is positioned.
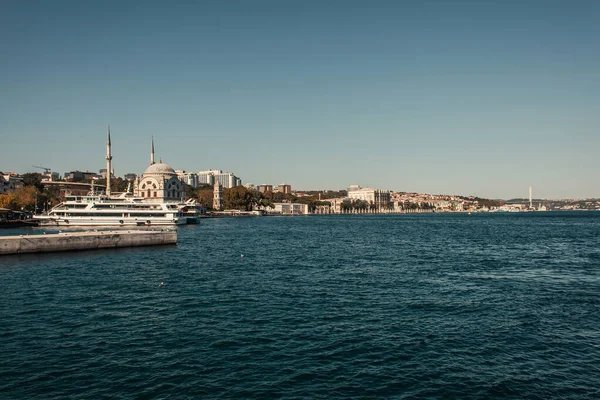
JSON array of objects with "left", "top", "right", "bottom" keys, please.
[
  {"left": 347, "top": 185, "right": 391, "bottom": 209},
  {"left": 272, "top": 203, "right": 309, "bottom": 215},
  {"left": 176, "top": 170, "right": 199, "bottom": 188},
  {"left": 198, "top": 170, "right": 241, "bottom": 188},
  {"left": 213, "top": 182, "right": 223, "bottom": 210},
  {"left": 0, "top": 173, "right": 22, "bottom": 194}
]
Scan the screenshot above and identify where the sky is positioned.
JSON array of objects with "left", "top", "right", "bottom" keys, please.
[{"left": 1, "top": 0, "right": 599, "bottom": 199}]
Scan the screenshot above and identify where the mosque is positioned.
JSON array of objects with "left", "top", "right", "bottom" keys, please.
[{"left": 133, "top": 138, "right": 186, "bottom": 201}]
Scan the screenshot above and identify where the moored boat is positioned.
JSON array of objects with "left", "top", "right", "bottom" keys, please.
[
  {"left": 0, "top": 208, "right": 39, "bottom": 228},
  {"left": 33, "top": 193, "right": 186, "bottom": 227}
]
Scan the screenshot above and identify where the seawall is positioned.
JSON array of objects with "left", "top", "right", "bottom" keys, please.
[{"left": 0, "top": 230, "right": 177, "bottom": 255}]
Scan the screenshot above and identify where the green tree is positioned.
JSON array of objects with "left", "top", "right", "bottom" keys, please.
[
  {"left": 96, "top": 177, "right": 128, "bottom": 193},
  {"left": 22, "top": 173, "right": 44, "bottom": 190},
  {"left": 186, "top": 183, "right": 212, "bottom": 201},
  {"left": 195, "top": 188, "right": 214, "bottom": 210},
  {"left": 260, "top": 198, "right": 274, "bottom": 209},
  {"left": 223, "top": 186, "right": 259, "bottom": 210},
  {"left": 341, "top": 199, "right": 353, "bottom": 213}
]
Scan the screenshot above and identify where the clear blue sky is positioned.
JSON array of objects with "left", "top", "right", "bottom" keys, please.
[{"left": 1, "top": 0, "right": 598, "bottom": 199}]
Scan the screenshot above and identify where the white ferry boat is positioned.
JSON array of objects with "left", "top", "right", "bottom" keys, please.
[
  {"left": 34, "top": 127, "right": 205, "bottom": 227},
  {"left": 34, "top": 192, "right": 187, "bottom": 227}
]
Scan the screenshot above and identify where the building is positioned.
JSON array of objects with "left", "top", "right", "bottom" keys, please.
[
  {"left": 63, "top": 170, "right": 99, "bottom": 182},
  {"left": 213, "top": 182, "right": 223, "bottom": 210},
  {"left": 0, "top": 173, "right": 23, "bottom": 194},
  {"left": 98, "top": 168, "right": 114, "bottom": 179},
  {"left": 259, "top": 184, "right": 273, "bottom": 194},
  {"left": 41, "top": 181, "right": 106, "bottom": 197},
  {"left": 0, "top": 174, "right": 8, "bottom": 194},
  {"left": 272, "top": 202, "right": 309, "bottom": 215},
  {"left": 347, "top": 185, "right": 391, "bottom": 210},
  {"left": 198, "top": 170, "right": 241, "bottom": 188},
  {"left": 198, "top": 170, "right": 216, "bottom": 185},
  {"left": 276, "top": 184, "right": 292, "bottom": 194},
  {"left": 124, "top": 173, "right": 138, "bottom": 181},
  {"left": 133, "top": 138, "right": 186, "bottom": 201},
  {"left": 176, "top": 170, "right": 199, "bottom": 188}
]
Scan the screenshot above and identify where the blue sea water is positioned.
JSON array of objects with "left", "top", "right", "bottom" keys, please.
[{"left": 1, "top": 212, "right": 599, "bottom": 399}]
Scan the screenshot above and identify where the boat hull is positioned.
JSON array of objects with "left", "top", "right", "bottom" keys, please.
[
  {"left": 34, "top": 216, "right": 185, "bottom": 227},
  {"left": 0, "top": 220, "right": 40, "bottom": 229}
]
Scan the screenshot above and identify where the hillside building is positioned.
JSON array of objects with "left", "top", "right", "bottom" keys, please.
[{"left": 198, "top": 170, "right": 241, "bottom": 188}]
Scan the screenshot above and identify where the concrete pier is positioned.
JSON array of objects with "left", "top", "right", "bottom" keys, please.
[{"left": 0, "top": 230, "right": 177, "bottom": 255}]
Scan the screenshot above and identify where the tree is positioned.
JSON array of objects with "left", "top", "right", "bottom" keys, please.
[
  {"left": 0, "top": 194, "right": 14, "bottom": 209},
  {"left": 260, "top": 199, "right": 274, "bottom": 209},
  {"left": 95, "top": 177, "right": 128, "bottom": 193},
  {"left": 272, "top": 192, "right": 294, "bottom": 202},
  {"left": 186, "top": 183, "right": 211, "bottom": 200},
  {"left": 0, "top": 186, "right": 39, "bottom": 212},
  {"left": 223, "top": 186, "right": 256, "bottom": 210},
  {"left": 22, "top": 173, "right": 44, "bottom": 190},
  {"left": 341, "top": 199, "right": 353, "bottom": 213},
  {"left": 194, "top": 188, "right": 214, "bottom": 210}
]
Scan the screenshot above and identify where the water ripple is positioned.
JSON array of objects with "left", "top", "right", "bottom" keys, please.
[{"left": 1, "top": 212, "right": 599, "bottom": 399}]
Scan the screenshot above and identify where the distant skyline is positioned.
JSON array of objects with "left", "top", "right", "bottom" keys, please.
[{"left": 1, "top": 1, "right": 599, "bottom": 199}]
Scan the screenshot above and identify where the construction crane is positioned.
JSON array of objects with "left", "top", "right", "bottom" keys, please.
[
  {"left": 32, "top": 165, "right": 54, "bottom": 181},
  {"left": 32, "top": 165, "right": 52, "bottom": 174}
]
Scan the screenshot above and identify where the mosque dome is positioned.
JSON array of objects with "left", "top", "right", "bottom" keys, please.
[{"left": 143, "top": 161, "right": 176, "bottom": 176}]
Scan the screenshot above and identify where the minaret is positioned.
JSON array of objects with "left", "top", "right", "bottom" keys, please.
[
  {"left": 150, "top": 136, "right": 155, "bottom": 165},
  {"left": 106, "top": 125, "right": 112, "bottom": 196}
]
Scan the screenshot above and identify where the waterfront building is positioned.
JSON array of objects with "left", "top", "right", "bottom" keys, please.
[
  {"left": 272, "top": 202, "right": 309, "bottom": 215},
  {"left": 347, "top": 185, "right": 391, "bottom": 210},
  {"left": 133, "top": 138, "right": 186, "bottom": 201},
  {"left": 198, "top": 170, "right": 241, "bottom": 188},
  {"left": 213, "top": 182, "right": 223, "bottom": 210}
]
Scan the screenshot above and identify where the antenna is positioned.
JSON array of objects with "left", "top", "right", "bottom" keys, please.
[{"left": 529, "top": 186, "right": 533, "bottom": 209}]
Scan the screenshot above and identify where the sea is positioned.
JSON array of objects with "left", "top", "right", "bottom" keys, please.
[{"left": 1, "top": 212, "right": 599, "bottom": 399}]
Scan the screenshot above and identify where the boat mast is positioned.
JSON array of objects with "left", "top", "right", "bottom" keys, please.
[{"left": 106, "top": 125, "right": 112, "bottom": 196}]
